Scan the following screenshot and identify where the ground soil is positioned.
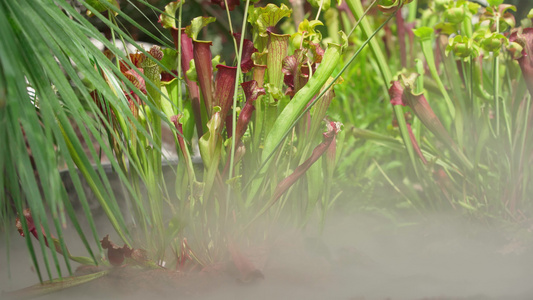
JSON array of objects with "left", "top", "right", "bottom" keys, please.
[{"left": 2, "top": 211, "right": 533, "bottom": 300}]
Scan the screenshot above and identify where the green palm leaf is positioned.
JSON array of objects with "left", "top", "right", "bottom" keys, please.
[{"left": 0, "top": 0, "right": 159, "bottom": 283}]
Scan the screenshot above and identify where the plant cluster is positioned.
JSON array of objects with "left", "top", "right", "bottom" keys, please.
[
  {"left": 2, "top": 0, "right": 532, "bottom": 296},
  {"left": 0, "top": 0, "right": 397, "bottom": 294},
  {"left": 344, "top": 0, "right": 533, "bottom": 220}
]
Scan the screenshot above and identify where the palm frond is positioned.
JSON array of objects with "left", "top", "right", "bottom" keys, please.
[{"left": 0, "top": 0, "right": 158, "bottom": 282}]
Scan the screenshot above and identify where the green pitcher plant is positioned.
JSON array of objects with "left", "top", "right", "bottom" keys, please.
[
  {"left": 1, "top": 0, "right": 399, "bottom": 295},
  {"left": 351, "top": 0, "right": 533, "bottom": 220}
]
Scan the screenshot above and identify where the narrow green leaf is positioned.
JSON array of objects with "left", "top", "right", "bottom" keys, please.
[
  {"left": 6, "top": 270, "right": 111, "bottom": 299},
  {"left": 262, "top": 43, "right": 341, "bottom": 162}
]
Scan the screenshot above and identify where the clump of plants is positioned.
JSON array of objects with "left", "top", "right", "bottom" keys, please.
[
  {"left": 0, "top": 0, "right": 405, "bottom": 296},
  {"left": 348, "top": 0, "right": 533, "bottom": 221}
]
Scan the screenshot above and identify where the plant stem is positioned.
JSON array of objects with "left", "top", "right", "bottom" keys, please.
[
  {"left": 291, "top": 0, "right": 305, "bottom": 27},
  {"left": 223, "top": 0, "right": 239, "bottom": 56},
  {"left": 493, "top": 13, "right": 500, "bottom": 136},
  {"left": 346, "top": 0, "right": 419, "bottom": 176},
  {"left": 227, "top": 0, "right": 251, "bottom": 212},
  {"left": 406, "top": 0, "right": 417, "bottom": 23},
  {"left": 316, "top": 0, "right": 324, "bottom": 20},
  {"left": 420, "top": 36, "right": 456, "bottom": 118},
  {"left": 59, "top": 124, "right": 131, "bottom": 247},
  {"left": 493, "top": 64, "right": 500, "bottom": 136},
  {"left": 177, "top": 3, "right": 183, "bottom": 113}
]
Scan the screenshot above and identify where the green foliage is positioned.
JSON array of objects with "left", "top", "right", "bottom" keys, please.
[
  {"left": 337, "top": 0, "right": 533, "bottom": 223},
  {"left": 0, "top": 0, "right": 159, "bottom": 283},
  {"left": 248, "top": 3, "right": 292, "bottom": 38},
  {"left": 6, "top": 0, "right": 530, "bottom": 294},
  {"left": 1, "top": 0, "right": 395, "bottom": 292},
  {"left": 159, "top": 0, "right": 183, "bottom": 29},
  {"left": 308, "top": 0, "right": 331, "bottom": 11},
  {"left": 185, "top": 16, "right": 217, "bottom": 41},
  {"left": 413, "top": 26, "right": 434, "bottom": 40}
]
